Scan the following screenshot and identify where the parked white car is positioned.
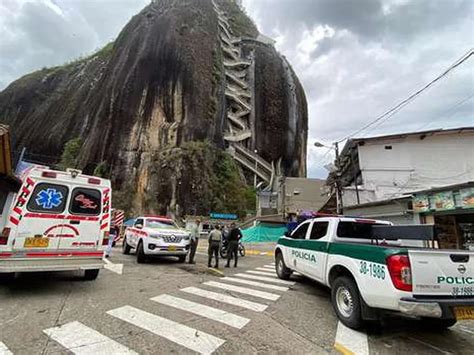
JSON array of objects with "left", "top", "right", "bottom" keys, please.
[{"left": 122, "top": 216, "right": 190, "bottom": 263}]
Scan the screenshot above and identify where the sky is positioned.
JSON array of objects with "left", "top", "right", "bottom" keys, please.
[{"left": 1, "top": 0, "right": 473, "bottom": 178}]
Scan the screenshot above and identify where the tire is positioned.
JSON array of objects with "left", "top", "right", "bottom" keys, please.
[
  {"left": 421, "top": 318, "right": 457, "bottom": 330},
  {"left": 122, "top": 236, "right": 131, "bottom": 255},
  {"left": 239, "top": 244, "right": 246, "bottom": 257},
  {"left": 0, "top": 272, "right": 15, "bottom": 283},
  {"left": 331, "top": 276, "right": 363, "bottom": 329},
  {"left": 84, "top": 269, "right": 100, "bottom": 281},
  {"left": 275, "top": 252, "right": 292, "bottom": 280},
  {"left": 178, "top": 255, "right": 186, "bottom": 263},
  {"left": 136, "top": 241, "right": 147, "bottom": 264}
]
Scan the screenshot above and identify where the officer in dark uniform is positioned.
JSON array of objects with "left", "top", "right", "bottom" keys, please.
[{"left": 226, "top": 223, "right": 242, "bottom": 268}]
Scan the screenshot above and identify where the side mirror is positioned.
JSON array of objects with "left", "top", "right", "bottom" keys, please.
[
  {"left": 284, "top": 231, "right": 290, "bottom": 238},
  {"left": 136, "top": 224, "right": 143, "bottom": 229}
]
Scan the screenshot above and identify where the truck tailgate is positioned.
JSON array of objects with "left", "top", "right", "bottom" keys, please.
[{"left": 409, "top": 249, "right": 473, "bottom": 297}]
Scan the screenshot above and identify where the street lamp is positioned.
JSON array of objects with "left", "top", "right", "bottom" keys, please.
[
  {"left": 254, "top": 149, "right": 258, "bottom": 188},
  {"left": 314, "top": 140, "right": 343, "bottom": 214}
]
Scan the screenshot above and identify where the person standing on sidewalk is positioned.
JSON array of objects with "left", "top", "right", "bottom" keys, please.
[
  {"left": 208, "top": 225, "right": 222, "bottom": 268},
  {"left": 188, "top": 219, "right": 200, "bottom": 264},
  {"left": 226, "top": 223, "right": 242, "bottom": 268}
]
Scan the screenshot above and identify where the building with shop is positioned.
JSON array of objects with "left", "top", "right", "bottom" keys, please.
[{"left": 325, "top": 127, "right": 474, "bottom": 250}]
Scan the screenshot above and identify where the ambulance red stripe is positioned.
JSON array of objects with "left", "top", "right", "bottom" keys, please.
[
  {"left": 25, "top": 251, "right": 104, "bottom": 258},
  {"left": 9, "top": 216, "right": 19, "bottom": 225},
  {"left": 24, "top": 213, "right": 99, "bottom": 221},
  {"left": 13, "top": 207, "right": 22, "bottom": 215}
]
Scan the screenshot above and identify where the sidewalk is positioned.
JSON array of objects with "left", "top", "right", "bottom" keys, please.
[{"left": 197, "top": 240, "right": 276, "bottom": 257}]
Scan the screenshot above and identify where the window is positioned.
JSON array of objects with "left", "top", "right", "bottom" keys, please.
[
  {"left": 146, "top": 219, "right": 178, "bottom": 230},
  {"left": 291, "top": 222, "right": 309, "bottom": 239},
  {"left": 337, "top": 222, "right": 383, "bottom": 239},
  {"left": 70, "top": 188, "right": 101, "bottom": 216},
  {"left": 27, "top": 183, "right": 68, "bottom": 213},
  {"left": 310, "top": 222, "right": 329, "bottom": 240}
]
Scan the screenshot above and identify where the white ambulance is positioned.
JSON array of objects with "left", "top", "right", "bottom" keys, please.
[{"left": 0, "top": 166, "right": 111, "bottom": 281}]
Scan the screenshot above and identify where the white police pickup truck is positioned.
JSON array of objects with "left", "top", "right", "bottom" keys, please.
[
  {"left": 122, "top": 216, "right": 191, "bottom": 263},
  {"left": 275, "top": 217, "right": 474, "bottom": 329}
]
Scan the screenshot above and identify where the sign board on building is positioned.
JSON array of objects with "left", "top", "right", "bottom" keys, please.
[
  {"left": 430, "top": 191, "right": 455, "bottom": 211},
  {"left": 460, "top": 188, "right": 474, "bottom": 209},
  {"left": 413, "top": 195, "right": 430, "bottom": 212},
  {"left": 209, "top": 212, "right": 238, "bottom": 220}
]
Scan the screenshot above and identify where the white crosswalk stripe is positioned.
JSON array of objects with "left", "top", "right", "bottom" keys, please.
[
  {"left": 108, "top": 305, "right": 225, "bottom": 355},
  {"left": 247, "top": 270, "right": 279, "bottom": 277},
  {"left": 255, "top": 267, "right": 277, "bottom": 273},
  {"left": 43, "top": 321, "right": 137, "bottom": 354},
  {"left": 261, "top": 266, "right": 275, "bottom": 270},
  {"left": 222, "top": 277, "right": 289, "bottom": 291},
  {"left": 181, "top": 286, "right": 268, "bottom": 312},
  {"left": 235, "top": 273, "right": 295, "bottom": 285},
  {"left": 0, "top": 342, "right": 12, "bottom": 355},
  {"left": 151, "top": 294, "right": 250, "bottom": 329},
  {"left": 204, "top": 281, "right": 280, "bottom": 301},
  {"left": 263, "top": 264, "right": 275, "bottom": 268}
]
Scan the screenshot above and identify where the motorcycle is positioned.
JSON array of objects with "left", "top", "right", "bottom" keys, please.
[{"left": 220, "top": 240, "right": 245, "bottom": 258}]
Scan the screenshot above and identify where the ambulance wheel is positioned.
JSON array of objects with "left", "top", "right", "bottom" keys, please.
[
  {"left": 84, "top": 269, "right": 100, "bottom": 281},
  {"left": 178, "top": 255, "right": 186, "bottom": 263},
  {"left": 122, "top": 237, "right": 131, "bottom": 255},
  {"left": 276, "top": 252, "right": 292, "bottom": 280},
  {"left": 0, "top": 272, "right": 15, "bottom": 283},
  {"left": 332, "top": 276, "right": 363, "bottom": 329},
  {"left": 137, "top": 242, "right": 147, "bottom": 263}
]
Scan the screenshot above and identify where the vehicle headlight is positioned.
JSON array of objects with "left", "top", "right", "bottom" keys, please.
[
  {"left": 184, "top": 235, "right": 190, "bottom": 240},
  {"left": 149, "top": 234, "right": 162, "bottom": 239}
]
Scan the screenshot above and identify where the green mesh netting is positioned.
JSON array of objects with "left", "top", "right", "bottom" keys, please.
[{"left": 241, "top": 223, "right": 287, "bottom": 243}]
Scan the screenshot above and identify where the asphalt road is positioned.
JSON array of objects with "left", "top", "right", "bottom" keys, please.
[{"left": 0, "top": 243, "right": 473, "bottom": 354}]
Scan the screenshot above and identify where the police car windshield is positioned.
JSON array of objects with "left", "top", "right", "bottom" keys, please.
[{"left": 146, "top": 219, "right": 178, "bottom": 229}]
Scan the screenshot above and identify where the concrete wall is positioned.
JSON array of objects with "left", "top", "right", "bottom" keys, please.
[
  {"left": 346, "top": 131, "right": 474, "bottom": 206},
  {"left": 283, "top": 177, "right": 327, "bottom": 214}
]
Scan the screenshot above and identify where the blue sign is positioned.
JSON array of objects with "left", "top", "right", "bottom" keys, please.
[
  {"left": 36, "top": 188, "right": 64, "bottom": 209},
  {"left": 210, "top": 212, "right": 238, "bottom": 220}
]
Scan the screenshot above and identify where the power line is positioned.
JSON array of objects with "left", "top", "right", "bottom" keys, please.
[{"left": 337, "top": 48, "right": 474, "bottom": 143}]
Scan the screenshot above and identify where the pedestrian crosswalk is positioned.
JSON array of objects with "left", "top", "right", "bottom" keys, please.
[
  {"left": 43, "top": 321, "right": 137, "bottom": 355},
  {"left": 4, "top": 261, "right": 293, "bottom": 355}
]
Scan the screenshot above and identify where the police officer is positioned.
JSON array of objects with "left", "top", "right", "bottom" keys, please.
[
  {"left": 226, "top": 222, "right": 242, "bottom": 268},
  {"left": 208, "top": 225, "right": 222, "bottom": 268},
  {"left": 188, "top": 219, "right": 200, "bottom": 264}
]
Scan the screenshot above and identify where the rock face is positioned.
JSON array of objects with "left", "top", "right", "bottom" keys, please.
[{"left": 0, "top": 0, "right": 308, "bottom": 217}]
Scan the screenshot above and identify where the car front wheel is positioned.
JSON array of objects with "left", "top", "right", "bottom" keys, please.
[
  {"left": 122, "top": 236, "right": 131, "bottom": 255},
  {"left": 276, "top": 252, "right": 292, "bottom": 280},
  {"left": 137, "top": 241, "right": 147, "bottom": 263}
]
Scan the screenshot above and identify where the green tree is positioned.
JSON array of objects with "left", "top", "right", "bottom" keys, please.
[
  {"left": 57, "top": 137, "right": 82, "bottom": 170},
  {"left": 93, "top": 161, "right": 108, "bottom": 178}
]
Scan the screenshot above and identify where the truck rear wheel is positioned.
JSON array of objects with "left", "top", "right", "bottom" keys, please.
[
  {"left": 332, "top": 276, "right": 363, "bottom": 329},
  {"left": 84, "top": 269, "right": 100, "bottom": 281},
  {"left": 122, "top": 236, "right": 131, "bottom": 255},
  {"left": 137, "top": 242, "right": 147, "bottom": 263},
  {"left": 276, "top": 252, "right": 292, "bottom": 280}
]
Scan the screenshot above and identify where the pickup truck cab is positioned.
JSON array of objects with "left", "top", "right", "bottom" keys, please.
[
  {"left": 275, "top": 217, "right": 474, "bottom": 329},
  {"left": 122, "top": 216, "right": 191, "bottom": 263},
  {"left": 0, "top": 166, "right": 111, "bottom": 281}
]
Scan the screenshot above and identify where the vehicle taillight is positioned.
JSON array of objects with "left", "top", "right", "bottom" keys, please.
[
  {"left": 88, "top": 178, "right": 101, "bottom": 185},
  {"left": 386, "top": 254, "right": 412, "bottom": 292},
  {"left": 0, "top": 228, "right": 11, "bottom": 245},
  {"left": 102, "top": 231, "right": 110, "bottom": 246},
  {"left": 42, "top": 171, "right": 57, "bottom": 178}
]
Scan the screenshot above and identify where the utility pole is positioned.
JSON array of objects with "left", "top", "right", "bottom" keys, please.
[{"left": 334, "top": 142, "right": 344, "bottom": 215}]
